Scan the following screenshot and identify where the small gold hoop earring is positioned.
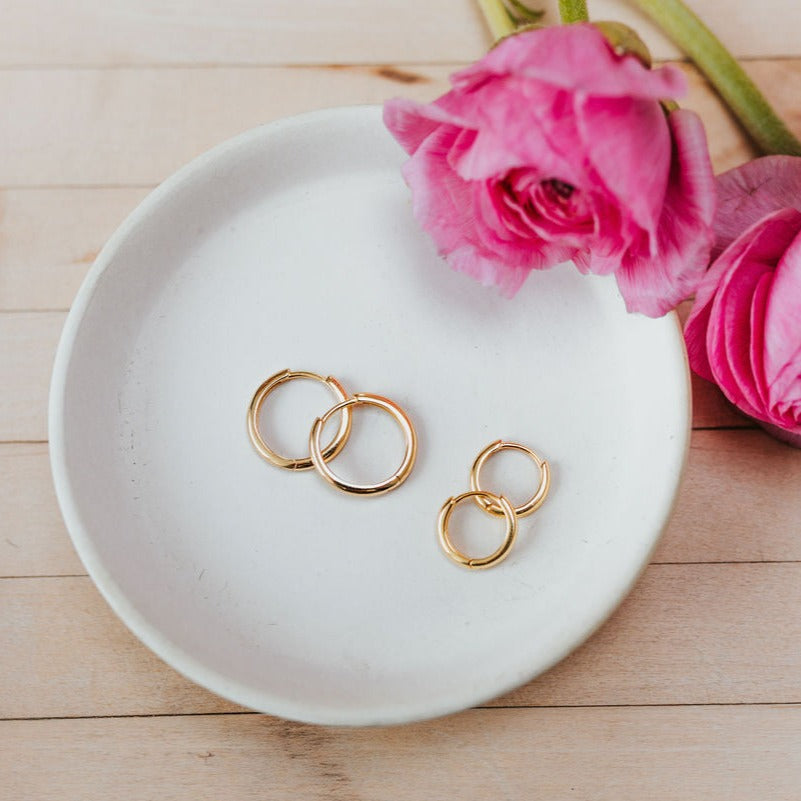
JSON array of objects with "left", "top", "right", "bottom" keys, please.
[
  {"left": 247, "top": 369, "right": 352, "bottom": 471},
  {"left": 437, "top": 490, "right": 518, "bottom": 569},
  {"left": 309, "top": 393, "right": 417, "bottom": 496},
  {"left": 469, "top": 440, "right": 550, "bottom": 518}
]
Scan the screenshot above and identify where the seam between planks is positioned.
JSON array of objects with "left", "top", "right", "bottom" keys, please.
[
  {"left": 5, "top": 560, "right": 801, "bottom": 582},
  {"left": 0, "top": 54, "right": 798, "bottom": 70},
  {"left": 4, "top": 701, "right": 801, "bottom": 723}
]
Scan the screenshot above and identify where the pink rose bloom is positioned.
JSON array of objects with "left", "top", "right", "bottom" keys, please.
[
  {"left": 383, "top": 24, "right": 716, "bottom": 317},
  {"left": 685, "top": 156, "right": 801, "bottom": 436}
]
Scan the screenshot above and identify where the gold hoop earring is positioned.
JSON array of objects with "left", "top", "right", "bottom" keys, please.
[
  {"left": 247, "top": 369, "right": 352, "bottom": 471},
  {"left": 309, "top": 393, "right": 417, "bottom": 496},
  {"left": 437, "top": 490, "right": 518, "bottom": 569},
  {"left": 469, "top": 440, "right": 550, "bottom": 518}
]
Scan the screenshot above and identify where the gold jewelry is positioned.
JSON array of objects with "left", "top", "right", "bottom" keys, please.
[
  {"left": 437, "top": 490, "right": 518, "bottom": 569},
  {"left": 469, "top": 439, "right": 550, "bottom": 518},
  {"left": 247, "top": 369, "right": 352, "bottom": 471},
  {"left": 439, "top": 440, "right": 551, "bottom": 569},
  {"left": 309, "top": 393, "right": 417, "bottom": 496}
]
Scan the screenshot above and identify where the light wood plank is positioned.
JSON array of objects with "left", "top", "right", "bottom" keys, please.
[
  {"left": 0, "top": 444, "right": 83, "bottom": 576},
  {"left": 656, "top": 429, "right": 801, "bottom": 563},
  {"left": 678, "top": 59, "right": 801, "bottom": 174},
  {"left": 2, "top": 0, "right": 800, "bottom": 67},
  {"left": 0, "top": 312, "right": 63, "bottom": 441},
  {"left": 0, "top": 66, "right": 452, "bottom": 187},
  {"left": 0, "top": 188, "right": 148, "bottom": 310},
  {"left": 0, "top": 577, "right": 241, "bottom": 719},
  {"left": 0, "top": 0, "right": 488, "bottom": 66},
  {"left": 4, "top": 429, "right": 799, "bottom": 578},
  {"left": 0, "top": 58, "right": 790, "bottom": 187},
  {"left": 678, "top": 60, "right": 759, "bottom": 174},
  {"left": 3, "top": 564, "right": 801, "bottom": 719},
  {"left": 3, "top": 706, "right": 801, "bottom": 801},
  {"left": 504, "top": 562, "right": 801, "bottom": 707}
]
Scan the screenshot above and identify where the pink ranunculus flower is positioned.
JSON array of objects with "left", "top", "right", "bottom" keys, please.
[
  {"left": 383, "top": 23, "right": 717, "bottom": 317},
  {"left": 685, "top": 156, "right": 801, "bottom": 438}
]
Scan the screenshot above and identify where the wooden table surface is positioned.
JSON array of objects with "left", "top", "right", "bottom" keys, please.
[{"left": 2, "top": 1, "right": 801, "bottom": 797}]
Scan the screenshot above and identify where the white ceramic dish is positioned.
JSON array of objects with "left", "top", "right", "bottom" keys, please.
[{"left": 49, "top": 105, "right": 690, "bottom": 726}]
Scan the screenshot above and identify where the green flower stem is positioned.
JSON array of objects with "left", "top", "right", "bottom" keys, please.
[
  {"left": 476, "top": 0, "right": 516, "bottom": 40},
  {"left": 558, "top": 0, "right": 589, "bottom": 24},
  {"left": 632, "top": 0, "right": 801, "bottom": 156}
]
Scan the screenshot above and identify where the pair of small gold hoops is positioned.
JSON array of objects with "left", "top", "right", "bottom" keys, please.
[
  {"left": 247, "top": 369, "right": 550, "bottom": 570},
  {"left": 247, "top": 369, "right": 417, "bottom": 495},
  {"left": 438, "top": 441, "right": 551, "bottom": 569}
]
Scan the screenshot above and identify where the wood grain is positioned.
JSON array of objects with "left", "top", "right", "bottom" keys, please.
[
  {"left": 0, "top": 313, "right": 63, "bottom": 441},
  {"left": 3, "top": 0, "right": 801, "bottom": 787},
  {"left": 4, "top": 563, "right": 801, "bottom": 719},
  {"left": 1, "top": 59, "right": 796, "bottom": 188},
  {"left": 505, "top": 562, "right": 801, "bottom": 707},
  {"left": 3, "top": 429, "right": 799, "bottom": 579},
  {"left": 0, "top": 66, "right": 450, "bottom": 187},
  {"left": 0, "top": 577, "right": 240, "bottom": 720},
  {"left": 657, "top": 430, "right": 801, "bottom": 563},
  {"left": 2, "top": 0, "right": 800, "bottom": 67},
  {"left": 0, "top": 444, "right": 83, "bottom": 576},
  {"left": 0, "top": 188, "right": 149, "bottom": 311},
  {"left": 4, "top": 706, "right": 801, "bottom": 801}
]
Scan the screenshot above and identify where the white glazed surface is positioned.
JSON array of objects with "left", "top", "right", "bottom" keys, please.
[{"left": 49, "top": 106, "right": 690, "bottom": 726}]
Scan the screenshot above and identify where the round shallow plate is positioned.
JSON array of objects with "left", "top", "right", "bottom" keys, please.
[{"left": 50, "top": 105, "right": 690, "bottom": 726}]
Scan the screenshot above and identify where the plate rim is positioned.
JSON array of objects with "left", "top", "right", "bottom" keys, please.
[{"left": 48, "top": 104, "right": 692, "bottom": 726}]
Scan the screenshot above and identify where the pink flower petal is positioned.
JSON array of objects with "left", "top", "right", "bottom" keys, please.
[
  {"left": 666, "top": 110, "right": 717, "bottom": 236},
  {"left": 452, "top": 25, "right": 686, "bottom": 101},
  {"left": 686, "top": 208, "right": 801, "bottom": 427},
  {"left": 715, "top": 155, "right": 801, "bottom": 256},
  {"left": 383, "top": 97, "right": 456, "bottom": 154},
  {"left": 446, "top": 244, "right": 531, "bottom": 296},
  {"left": 613, "top": 110, "right": 715, "bottom": 316},
  {"left": 686, "top": 210, "right": 794, "bottom": 383},
  {"left": 748, "top": 272, "right": 772, "bottom": 410},
  {"left": 576, "top": 94, "right": 670, "bottom": 243},
  {"left": 763, "top": 220, "right": 801, "bottom": 405},
  {"left": 472, "top": 181, "right": 579, "bottom": 269},
  {"left": 714, "top": 257, "right": 772, "bottom": 417},
  {"left": 383, "top": 26, "right": 713, "bottom": 313},
  {"left": 437, "top": 78, "right": 584, "bottom": 185},
  {"left": 400, "top": 124, "right": 479, "bottom": 255},
  {"left": 684, "top": 290, "right": 717, "bottom": 384},
  {"left": 449, "top": 125, "right": 568, "bottom": 183}
]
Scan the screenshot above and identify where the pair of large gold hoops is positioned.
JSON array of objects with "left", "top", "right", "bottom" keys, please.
[
  {"left": 247, "top": 369, "right": 417, "bottom": 496},
  {"left": 438, "top": 441, "right": 551, "bottom": 570}
]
